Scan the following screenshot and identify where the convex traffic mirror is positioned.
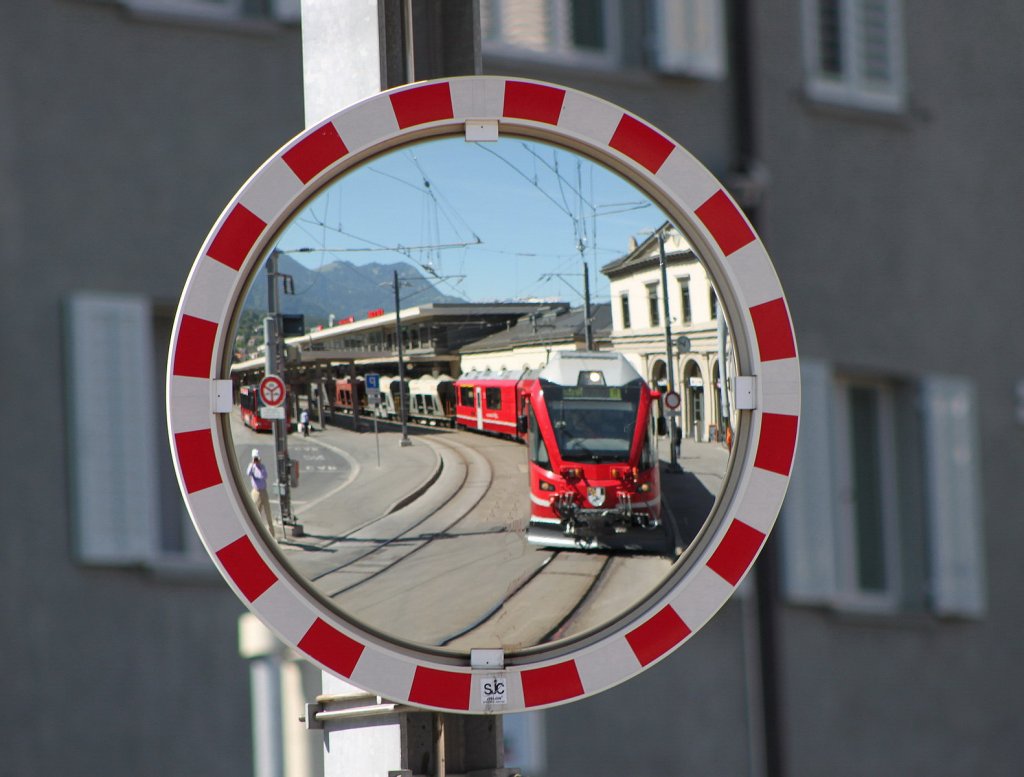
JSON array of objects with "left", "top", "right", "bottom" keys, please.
[
  {"left": 168, "top": 77, "right": 800, "bottom": 714},
  {"left": 227, "top": 134, "right": 735, "bottom": 655}
]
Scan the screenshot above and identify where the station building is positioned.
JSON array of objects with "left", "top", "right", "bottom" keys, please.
[{"left": 601, "top": 222, "right": 733, "bottom": 442}]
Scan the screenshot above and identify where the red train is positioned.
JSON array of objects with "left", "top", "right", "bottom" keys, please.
[
  {"left": 456, "top": 353, "right": 670, "bottom": 552},
  {"left": 453, "top": 368, "right": 536, "bottom": 437}
]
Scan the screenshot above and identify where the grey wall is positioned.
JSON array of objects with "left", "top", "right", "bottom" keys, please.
[
  {"left": 755, "top": 3, "right": 1024, "bottom": 774},
  {"left": 489, "top": 2, "right": 1024, "bottom": 776},
  {"left": 1, "top": 3, "right": 302, "bottom": 774},
  {"left": 5, "top": 1, "right": 1024, "bottom": 775}
]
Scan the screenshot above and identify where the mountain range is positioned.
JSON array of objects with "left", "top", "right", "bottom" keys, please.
[{"left": 242, "top": 252, "right": 466, "bottom": 328}]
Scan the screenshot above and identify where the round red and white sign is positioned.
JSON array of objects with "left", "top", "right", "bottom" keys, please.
[
  {"left": 663, "top": 391, "right": 682, "bottom": 411},
  {"left": 258, "top": 375, "right": 286, "bottom": 408},
  {"left": 167, "top": 76, "right": 799, "bottom": 714}
]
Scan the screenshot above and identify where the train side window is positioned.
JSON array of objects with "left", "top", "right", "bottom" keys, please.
[
  {"left": 640, "top": 410, "right": 658, "bottom": 470},
  {"left": 460, "top": 386, "right": 475, "bottom": 407},
  {"left": 486, "top": 387, "right": 502, "bottom": 410},
  {"left": 528, "top": 406, "right": 550, "bottom": 468}
]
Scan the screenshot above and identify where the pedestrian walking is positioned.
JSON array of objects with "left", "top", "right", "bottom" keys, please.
[{"left": 246, "top": 449, "right": 274, "bottom": 537}]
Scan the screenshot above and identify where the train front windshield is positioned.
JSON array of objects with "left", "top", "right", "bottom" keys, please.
[{"left": 542, "top": 380, "right": 643, "bottom": 463}]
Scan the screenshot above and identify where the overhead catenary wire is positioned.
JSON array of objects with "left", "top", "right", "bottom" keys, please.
[{"left": 278, "top": 141, "right": 651, "bottom": 305}]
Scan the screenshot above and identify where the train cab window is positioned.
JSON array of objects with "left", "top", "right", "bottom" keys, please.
[
  {"left": 528, "top": 406, "right": 550, "bottom": 468},
  {"left": 459, "top": 386, "right": 475, "bottom": 407},
  {"left": 486, "top": 387, "right": 502, "bottom": 410}
]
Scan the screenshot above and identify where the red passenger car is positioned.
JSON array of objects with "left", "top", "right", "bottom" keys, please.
[{"left": 454, "top": 368, "right": 536, "bottom": 439}]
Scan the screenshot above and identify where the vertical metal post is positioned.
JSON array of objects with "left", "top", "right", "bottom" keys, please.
[
  {"left": 658, "top": 231, "right": 681, "bottom": 472},
  {"left": 393, "top": 270, "right": 412, "bottom": 447},
  {"left": 581, "top": 257, "right": 593, "bottom": 350},
  {"left": 348, "top": 360, "right": 361, "bottom": 433},
  {"left": 265, "top": 250, "right": 295, "bottom": 529}
]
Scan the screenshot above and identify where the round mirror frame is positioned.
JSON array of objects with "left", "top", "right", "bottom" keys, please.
[{"left": 167, "top": 76, "right": 800, "bottom": 713}]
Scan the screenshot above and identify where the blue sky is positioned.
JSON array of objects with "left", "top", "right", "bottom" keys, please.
[{"left": 271, "top": 135, "right": 668, "bottom": 305}]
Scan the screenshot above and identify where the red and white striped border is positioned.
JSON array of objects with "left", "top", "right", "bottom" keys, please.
[{"left": 167, "top": 77, "right": 799, "bottom": 713}]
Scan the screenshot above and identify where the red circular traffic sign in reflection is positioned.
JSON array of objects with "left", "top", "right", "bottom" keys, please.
[{"left": 258, "top": 375, "right": 285, "bottom": 407}]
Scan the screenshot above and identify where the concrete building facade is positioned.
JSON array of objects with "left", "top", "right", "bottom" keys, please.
[{"left": 4, "top": 1, "right": 1024, "bottom": 776}]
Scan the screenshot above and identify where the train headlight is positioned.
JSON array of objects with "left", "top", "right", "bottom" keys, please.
[
  {"left": 538, "top": 480, "right": 555, "bottom": 491},
  {"left": 638, "top": 482, "right": 651, "bottom": 493}
]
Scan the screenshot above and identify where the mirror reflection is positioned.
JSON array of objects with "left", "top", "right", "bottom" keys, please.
[{"left": 227, "top": 136, "right": 739, "bottom": 654}]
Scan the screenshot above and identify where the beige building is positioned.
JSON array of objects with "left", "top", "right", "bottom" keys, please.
[{"left": 602, "top": 222, "right": 733, "bottom": 441}]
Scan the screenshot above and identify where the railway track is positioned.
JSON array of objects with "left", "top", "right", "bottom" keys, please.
[
  {"left": 307, "top": 433, "right": 495, "bottom": 596},
  {"left": 269, "top": 424, "right": 672, "bottom": 652}
]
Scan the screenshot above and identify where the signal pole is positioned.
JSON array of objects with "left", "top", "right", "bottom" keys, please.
[
  {"left": 658, "top": 230, "right": 682, "bottom": 473},
  {"left": 265, "top": 249, "right": 301, "bottom": 534},
  {"left": 391, "top": 269, "right": 412, "bottom": 447}
]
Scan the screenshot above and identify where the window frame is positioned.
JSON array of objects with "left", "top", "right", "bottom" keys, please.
[
  {"left": 480, "top": 0, "right": 621, "bottom": 69},
  {"left": 619, "top": 292, "right": 631, "bottom": 329},
  {"left": 781, "top": 360, "right": 987, "bottom": 619},
  {"left": 831, "top": 375, "right": 903, "bottom": 612},
  {"left": 649, "top": 0, "right": 727, "bottom": 80},
  {"left": 111, "top": 0, "right": 300, "bottom": 25},
  {"left": 646, "top": 282, "right": 660, "bottom": 327},
  {"left": 679, "top": 278, "right": 692, "bottom": 324},
  {"left": 801, "top": 0, "right": 907, "bottom": 113}
]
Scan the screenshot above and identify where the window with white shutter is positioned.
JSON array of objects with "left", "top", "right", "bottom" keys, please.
[
  {"left": 64, "top": 293, "right": 210, "bottom": 571},
  {"left": 651, "top": 0, "right": 727, "bottom": 80},
  {"left": 802, "top": 0, "right": 906, "bottom": 112},
  {"left": 781, "top": 361, "right": 986, "bottom": 618},
  {"left": 481, "top": 0, "right": 619, "bottom": 66}
]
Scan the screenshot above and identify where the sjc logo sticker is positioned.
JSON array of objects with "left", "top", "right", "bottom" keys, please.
[{"left": 481, "top": 675, "right": 508, "bottom": 706}]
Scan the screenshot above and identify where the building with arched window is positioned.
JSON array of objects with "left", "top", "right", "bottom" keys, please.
[{"left": 601, "top": 222, "right": 734, "bottom": 442}]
